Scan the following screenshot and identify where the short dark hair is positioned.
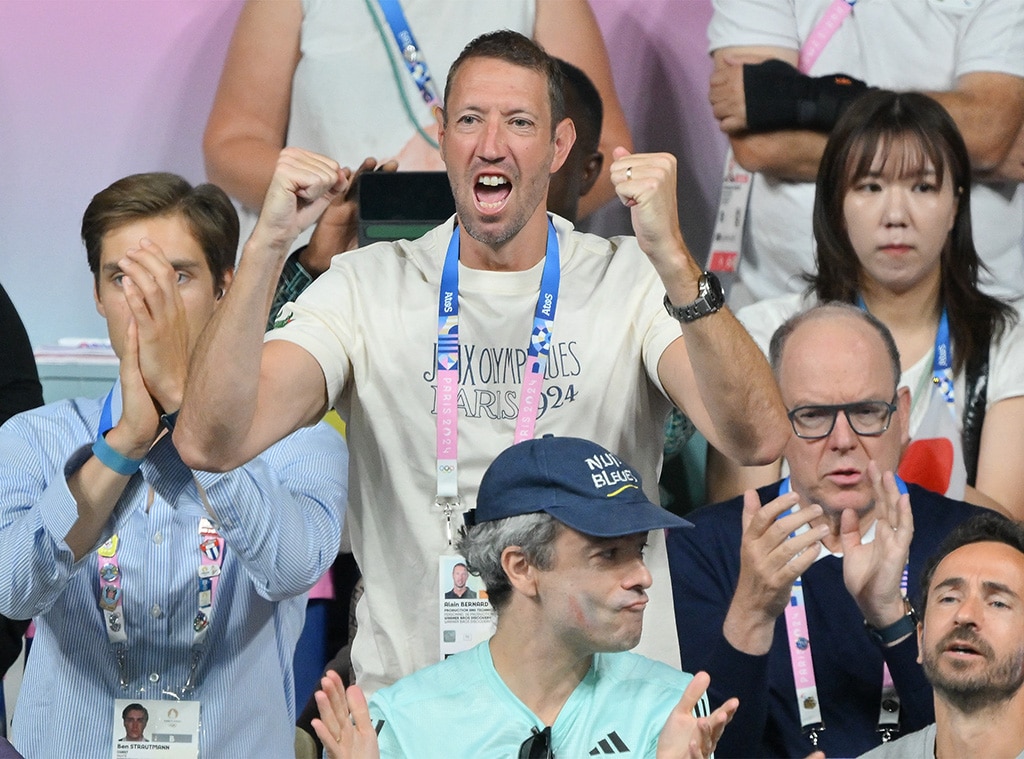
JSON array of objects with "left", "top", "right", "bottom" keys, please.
[
  {"left": 557, "top": 58, "right": 602, "bottom": 156},
  {"left": 443, "top": 30, "right": 566, "bottom": 135},
  {"left": 769, "top": 302, "right": 902, "bottom": 394},
  {"left": 917, "top": 512, "right": 1022, "bottom": 618},
  {"left": 809, "top": 90, "right": 1014, "bottom": 376},
  {"left": 82, "top": 172, "right": 237, "bottom": 291},
  {"left": 122, "top": 703, "right": 148, "bottom": 721}
]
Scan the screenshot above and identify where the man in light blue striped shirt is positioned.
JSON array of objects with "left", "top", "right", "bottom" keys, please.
[{"left": 0, "top": 173, "right": 346, "bottom": 758}]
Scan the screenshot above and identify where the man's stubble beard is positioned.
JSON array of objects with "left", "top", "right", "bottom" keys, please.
[{"left": 923, "top": 628, "right": 1024, "bottom": 715}]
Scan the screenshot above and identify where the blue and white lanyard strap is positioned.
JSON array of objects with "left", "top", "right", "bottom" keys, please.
[
  {"left": 95, "top": 388, "right": 130, "bottom": 682},
  {"left": 99, "top": 386, "right": 117, "bottom": 436},
  {"left": 778, "top": 476, "right": 908, "bottom": 745},
  {"left": 931, "top": 308, "right": 955, "bottom": 408},
  {"left": 375, "top": 0, "right": 442, "bottom": 111},
  {"left": 858, "top": 298, "right": 954, "bottom": 410},
  {"left": 95, "top": 386, "right": 226, "bottom": 691},
  {"left": 435, "top": 220, "right": 560, "bottom": 542},
  {"left": 97, "top": 521, "right": 225, "bottom": 694},
  {"left": 799, "top": 0, "right": 856, "bottom": 74},
  {"left": 187, "top": 517, "right": 225, "bottom": 693}
]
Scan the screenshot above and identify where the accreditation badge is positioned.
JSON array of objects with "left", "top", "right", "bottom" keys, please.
[
  {"left": 706, "top": 148, "right": 752, "bottom": 282},
  {"left": 437, "top": 554, "right": 495, "bottom": 661},
  {"left": 111, "top": 698, "right": 200, "bottom": 759}
]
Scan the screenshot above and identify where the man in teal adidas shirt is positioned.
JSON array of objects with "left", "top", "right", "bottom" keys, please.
[{"left": 312, "top": 436, "right": 739, "bottom": 758}]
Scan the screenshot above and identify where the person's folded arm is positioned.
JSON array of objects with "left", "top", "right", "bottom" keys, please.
[{"left": 927, "top": 72, "right": 1024, "bottom": 174}]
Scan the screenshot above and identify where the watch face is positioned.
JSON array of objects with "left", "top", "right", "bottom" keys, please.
[
  {"left": 663, "top": 272, "right": 726, "bottom": 323},
  {"left": 703, "top": 272, "right": 725, "bottom": 308}
]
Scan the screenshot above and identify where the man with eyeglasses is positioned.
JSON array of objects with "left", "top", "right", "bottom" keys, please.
[
  {"left": 667, "top": 303, "right": 992, "bottom": 759},
  {"left": 312, "top": 436, "right": 740, "bottom": 759}
]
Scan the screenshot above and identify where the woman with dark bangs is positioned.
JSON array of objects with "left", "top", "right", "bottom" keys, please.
[{"left": 708, "top": 90, "right": 1024, "bottom": 518}]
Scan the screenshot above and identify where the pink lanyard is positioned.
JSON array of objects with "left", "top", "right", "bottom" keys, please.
[
  {"left": 779, "top": 479, "right": 906, "bottom": 746},
  {"left": 799, "top": 0, "right": 856, "bottom": 74}
]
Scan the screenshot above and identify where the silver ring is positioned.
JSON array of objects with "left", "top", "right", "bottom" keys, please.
[{"left": 626, "top": 167, "right": 632, "bottom": 180}]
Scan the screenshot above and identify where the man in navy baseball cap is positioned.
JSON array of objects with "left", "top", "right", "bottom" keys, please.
[
  {"left": 312, "top": 437, "right": 739, "bottom": 759},
  {"left": 473, "top": 434, "right": 693, "bottom": 536}
]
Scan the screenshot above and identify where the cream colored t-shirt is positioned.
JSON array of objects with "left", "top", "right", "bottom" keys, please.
[{"left": 268, "top": 215, "right": 685, "bottom": 693}]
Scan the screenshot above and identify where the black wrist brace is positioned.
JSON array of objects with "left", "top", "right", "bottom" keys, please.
[{"left": 743, "top": 58, "right": 871, "bottom": 132}]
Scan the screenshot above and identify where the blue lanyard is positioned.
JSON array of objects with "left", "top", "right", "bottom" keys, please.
[
  {"left": 437, "top": 220, "right": 561, "bottom": 384},
  {"left": 932, "top": 308, "right": 954, "bottom": 405},
  {"left": 99, "top": 385, "right": 118, "bottom": 436},
  {"left": 857, "top": 297, "right": 954, "bottom": 407},
  {"left": 375, "top": 0, "right": 442, "bottom": 109}
]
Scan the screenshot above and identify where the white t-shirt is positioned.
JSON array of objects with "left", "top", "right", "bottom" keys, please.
[
  {"left": 268, "top": 215, "right": 685, "bottom": 693},
  {"left": 709, "top": 0, "right": 1024, "bottom": 304},
  {"left": 237, "top": 0, "right": 537, "bottom": 250}
]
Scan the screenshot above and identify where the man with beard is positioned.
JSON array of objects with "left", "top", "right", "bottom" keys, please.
[
  {"left": 175, "top": 30, "right": 786, "bottom": 694},
  {"left": 861, "top": 513, "right": 1024, "bottom": 759}
]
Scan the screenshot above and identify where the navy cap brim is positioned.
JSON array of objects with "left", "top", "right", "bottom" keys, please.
[{"left": 544, "top": 496, "right": 693, "bottom": 537}]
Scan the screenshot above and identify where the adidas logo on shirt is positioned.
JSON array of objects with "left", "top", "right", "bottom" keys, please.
[{"left": 589, "top": 731, "right": 630, "bottom": 754}]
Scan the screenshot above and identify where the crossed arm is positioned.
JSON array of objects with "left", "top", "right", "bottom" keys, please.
[{"left": 710, "top": 45, "right": 1024, "bottom": 182}]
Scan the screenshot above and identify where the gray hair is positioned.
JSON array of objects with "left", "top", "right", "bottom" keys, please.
[
  {"left": 768, "top": 302, "right": 902, "bottom": 393},
  {"left": 456, "top": 512, "right": 559, "bottom": 612}
]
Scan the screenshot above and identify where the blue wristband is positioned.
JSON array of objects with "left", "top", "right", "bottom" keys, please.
[{"left": 92, "top": 434, "right": 144, "bottom": 476}]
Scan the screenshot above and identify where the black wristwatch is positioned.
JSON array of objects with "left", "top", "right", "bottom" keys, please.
[
  {"left": 664, "top": 271, "right": 725, "bottom": 323},
  {"left": 865, "top": 601, "right": 919, "bottom": 646}
]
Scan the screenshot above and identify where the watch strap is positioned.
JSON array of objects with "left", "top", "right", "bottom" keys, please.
[
  {"left": 865, "top": 602, "right": 919, "bottom": 646},
  {"left": 160, "top": 410, "right": 180, "bottom": 432}
]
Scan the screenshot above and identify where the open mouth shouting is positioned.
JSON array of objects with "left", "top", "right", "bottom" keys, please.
[{"left": 474, "top": 173, "right": 512, "bottom": 213}]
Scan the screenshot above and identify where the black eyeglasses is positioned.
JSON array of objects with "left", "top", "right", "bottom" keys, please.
[
  {"left": 787, "top": 398, "right": 898, "bottom": 440},
  {"left": 519, "top": 726, "right": 553, "bottom": 759}
]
